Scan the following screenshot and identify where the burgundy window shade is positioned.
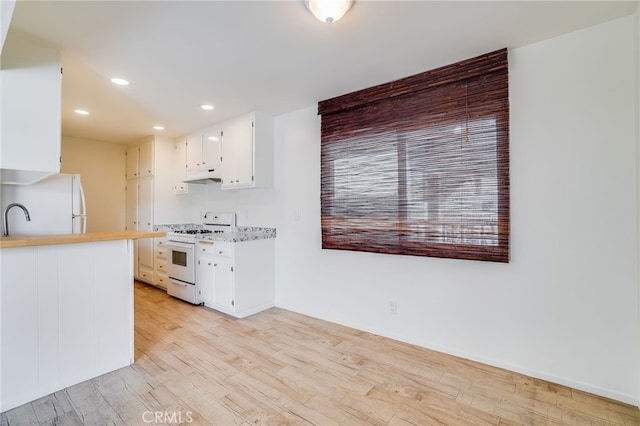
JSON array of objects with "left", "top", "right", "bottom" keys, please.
[{"left": 318, "top": 49, "right": 510, "bottom": 262}]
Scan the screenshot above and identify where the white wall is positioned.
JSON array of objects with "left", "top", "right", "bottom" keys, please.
[
  {"left": 272, "top": 16, "right": 639, "bottom": 405},
  {"left": 61, "top": 136, "right": 126, "bottom": 232}
]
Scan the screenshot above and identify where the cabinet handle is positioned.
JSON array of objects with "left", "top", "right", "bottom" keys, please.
[
  {"left": 214, "top": 263, "right": 217, "bottom": 267},
  {"left": 218, "top": 251, "right": 223, "bottom": 254},
  {"left": 207, "top": 262, "right": 212, "bottom": 266}
]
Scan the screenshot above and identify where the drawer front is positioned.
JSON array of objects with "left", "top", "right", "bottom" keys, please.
[
  {"left": 154, "top": 271, "right": 168, "bottom": 289},
  {"left": 197, "top": 240, "right": 216, "bottom": 256},
  {"left": 138, "top": 266, "right": 154, "bottom": 283},
  {"left": 156, "top": 248, "right": 167, "bottom": 259},
  {"left": 167, "top": 279, "right": 197, "bottom": 304},
  {"left": 212, "top": 241, "right": 233, "bottom": 258},
  {"left": 197, "top": 240, "right": 233, "bottom": 258}
]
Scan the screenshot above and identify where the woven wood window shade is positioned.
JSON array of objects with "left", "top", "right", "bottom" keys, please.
[{"left": 318, "top": 49, "right": 510, "bottom": 262}]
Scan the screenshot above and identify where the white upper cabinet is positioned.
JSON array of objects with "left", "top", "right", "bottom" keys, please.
[
  {"left": 185, "top": 126, "right": 222, "bottom": 179},
  {"left": 221, "top": 115, "right": 253, "bottom": 189},
  {"left": 220, "top": 112, "right": 273, "bottom": 190},
  {"left": 0, "top": 30, "right": 61, "bottom": 184},
  {"left": 185, "top": 133, "right": 203, "bottom": 174},
  {"left": 126, "top": 139, "right": 153, "bottom": 180},
  {"left": 202, "top": 126, "right": 222, "bottom": 171},
  {"left": 125, "top": 145, "right": 139, "bottom": 180},
  {"left": 139, "top": 139, "right": 153, "bottom": 177}
]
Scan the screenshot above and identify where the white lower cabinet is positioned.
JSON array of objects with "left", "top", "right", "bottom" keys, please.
[
  {"left": 196, "top": 238, "right": 274, "bottom": 318},
  {"left": 154, "top": 238, "right": 168, "bottom": 289},
  {"left": 196, "top": 240, "right": 215, "bottom": 305},
  {"left": 0, "top": 240, "right": 134, "bottom": 412}
]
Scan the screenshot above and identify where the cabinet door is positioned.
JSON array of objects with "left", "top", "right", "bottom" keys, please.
[
  {"left": 0, "top": 31, "right": 61, "bottom": 182},
  {"left": 138, "top": 238, "right": 154, "bottom": 270},
  {"left": 213, "top": 258, "right": 234, "bottom": 310},
  {"left": 221, "top": 115, "right": 253, "bottom": 189},
  {"left": 125, "top": 145, "right": 139, "bottom": 180},
  {"left": 197, "top": 257, "right": 215, "bottom": 304},
  {"left": 127, "top": 178, "right": 153, "bottom": 279},
  {"left": 125, "top": 182, "right": 138, "bottom": 231},
  {"left": 138, "top": 179, "right": 153, "bottom": 231},
  {"left": 185, "top": 134, "right": 203, "bottom": 173},
  {"left": 176, "top": 139, "right": 187, "bottom": 180},
  {"left": 139, "top": 140, "right": 154, "bottom": 177},
  {"left": 202, "top": 126, "right": 222, "bottom": 170}
]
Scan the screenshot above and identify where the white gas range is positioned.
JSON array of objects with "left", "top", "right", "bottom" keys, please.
[{"left": 165, "top": 212, "right": 236, "bottom": 304}]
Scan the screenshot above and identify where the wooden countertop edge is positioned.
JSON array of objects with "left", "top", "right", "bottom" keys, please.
[{"left": 0, "top": 231, "right": 166, "bottom": 248}]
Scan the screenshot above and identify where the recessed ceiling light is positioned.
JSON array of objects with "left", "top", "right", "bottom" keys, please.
[
  {"left": 201, "top": 104, "right": 215, "bottom": 111},
  {"left": 74, "top": 109, "right": 90, "bottom": 115},
  {"left": 153, "top": 125, "right": 165, "bottom": 130},
  {"left": 111, "top": 77, "right": 130, "bottom": 86}
]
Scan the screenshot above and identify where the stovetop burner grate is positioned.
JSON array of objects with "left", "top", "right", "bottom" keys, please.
[{"left": 172, "top": 229, "right": 213, "bottom": 235}]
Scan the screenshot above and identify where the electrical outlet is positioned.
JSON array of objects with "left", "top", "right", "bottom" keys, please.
[{"left": 389, "top": 301, "right": 398, "bottom": 315}]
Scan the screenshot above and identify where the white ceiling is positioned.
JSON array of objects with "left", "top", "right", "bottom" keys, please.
[{"left": 6, "top": 0, "right": 638, "bottom": 144}]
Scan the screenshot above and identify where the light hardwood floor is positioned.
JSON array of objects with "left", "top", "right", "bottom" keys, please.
[{"left": 2, "top": 281, "right": 639, "bottom": 425}]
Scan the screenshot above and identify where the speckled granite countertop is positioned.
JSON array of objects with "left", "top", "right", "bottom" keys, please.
[{"left": 154, "top": 224, "right": 276, "bottom": 242}]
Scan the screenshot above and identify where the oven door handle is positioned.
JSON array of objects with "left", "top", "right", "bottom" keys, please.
[
  {"left": 169, "top": 277, "right": 190, "bottom": 286},
  {"left": 166, "top": 241, "right": 195, "bottom": 250}
]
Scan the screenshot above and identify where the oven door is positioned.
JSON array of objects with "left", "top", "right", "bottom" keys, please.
[{"left": 166, "top": 240, "right": 195, "bottom": 284}]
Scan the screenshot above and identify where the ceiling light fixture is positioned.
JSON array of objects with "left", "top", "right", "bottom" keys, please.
[
  {"left": 111, "top": 77, "right": 130, "bottom": 86},
  {"left": 201, "top": 104, "right": 215, "bottom": 111},
  {"left": 74, "top": 109, "right": 90, "bottom": 115},
  {"left": 306, "top": 0, "right": 353, "bottom": 24},
  {"left": 153, "top": 125, "right": 165, "bottom": 130}
]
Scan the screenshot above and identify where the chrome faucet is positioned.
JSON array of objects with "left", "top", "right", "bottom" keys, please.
[{"left": 3, "top": 203, "right": 31, "bottom": 236}]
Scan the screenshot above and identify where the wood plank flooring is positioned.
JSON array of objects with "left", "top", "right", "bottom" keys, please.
[{"left": 2, "top": 281, "right": 639, "bottom": 425}]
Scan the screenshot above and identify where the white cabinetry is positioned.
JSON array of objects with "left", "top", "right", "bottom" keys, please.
[
  {"left": 0, "top": 30, "right": 61, "bottom": 185},
  {"left": 185, "top": 133, "right": 203, "bottom": 174},
  {"left": 154, "top": 238, "right": 168, "bottom": 289},
  {"left": 126, "top": 135, "right": 189, "bottom": 288},
  {"left": 196, "top": 238, "right": 274, "bottom": 318},
  {"left": 126, "top": 139, "right": 153, "bottom": 180},
  {"left": 126, "top": 135, "right": 156, "bottom": 285},
  {"left": 125, "top": 144, "right": 139, "bottom": 180},
  {"left": 185, "top": 126, "right": 221, "bottom": 179},
  {"left": 220, "top": 112, "right": 273, "bottom": 190},
  {"left": 0, "top": 240, "right": 134, "bottom": 412},
  {"left": 196, "top": 240, "right": 215, "bottom": 305},
  {"left": 126, "top": 178, "right": 154, "bottom": 282}
]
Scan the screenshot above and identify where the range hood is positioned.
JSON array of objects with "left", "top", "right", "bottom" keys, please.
[{"left": 183, "top": 169, "right": 221, "bottom": 184}]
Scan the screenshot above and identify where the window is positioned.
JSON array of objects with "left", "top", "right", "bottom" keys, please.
[{"left": 319, "top": 49, "right": 510, "bottom": 262}]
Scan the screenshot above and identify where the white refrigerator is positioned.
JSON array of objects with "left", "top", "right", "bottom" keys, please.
[{"left": 1, "top": 173, "right": 87, "bottom": 235}]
